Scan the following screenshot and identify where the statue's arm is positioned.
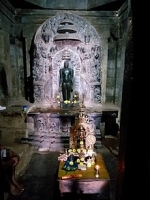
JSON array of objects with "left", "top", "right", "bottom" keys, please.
[
  {"left": 70, "top": 68, "right": 74, "bottom": 91},
  {"left": 71, "top": 68, "right": 74, "bottom": 79}
]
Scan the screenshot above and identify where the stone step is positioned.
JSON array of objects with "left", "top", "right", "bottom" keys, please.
[
  {"left": 25, "top": 135, "right": 102, "bottom": 152},
  {"left": 0, "top": 128, "right": 28, "bottom": 146}
]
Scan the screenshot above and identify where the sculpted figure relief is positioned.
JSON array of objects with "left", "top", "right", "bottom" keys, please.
[{"left": 59, "top": 60, "right": 74, "bottom": 103}]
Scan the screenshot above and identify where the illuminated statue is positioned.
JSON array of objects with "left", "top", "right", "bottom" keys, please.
[{"left": 59, "top": 60, "right": 74, "bottom": 103}]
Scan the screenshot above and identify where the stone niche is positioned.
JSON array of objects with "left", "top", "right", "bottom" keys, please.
[
  {"left": 27, "top": 12, "right": 102, "bottom": 151},
  {"left": 32, "top": 11, "right": 102, "bottom": 108}
]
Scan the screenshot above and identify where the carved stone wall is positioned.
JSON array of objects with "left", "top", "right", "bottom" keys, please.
[
  {"left": 27, "top": 111, "right": 102, "bottom": 151},
  {"left": 33, "top": 12, "right": 102, "bottom": 108}
]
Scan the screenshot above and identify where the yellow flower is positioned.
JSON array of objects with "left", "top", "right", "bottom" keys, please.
[
  {"left": 80, "top": 162, "right": 83, "bottom": 166},
  {"left": 80, "top": 157, "right": 84, "bottom": 162},
  {"left": 77, "top": 159, "right": 80, "bottom": 163},
  {"left": 83, "top": 149, "right": 86, "bottom": 153},
  {"left": 92, "top": 161, "right": 95, "bottom": 165},
  {"left": 87, "top": 163, "right": 92, "bottom": 167},
  {"left": 68, "top": 149, "right": 72, "bottom": 152},
  {"left": 77, "top": 149, "right": 80, "bottom": 153},
  {"left": 69, "top": 161, "right": 74, "bottom": 165},
  {"left": 80, "top": 141, "right": 83, "bottom": 145}
]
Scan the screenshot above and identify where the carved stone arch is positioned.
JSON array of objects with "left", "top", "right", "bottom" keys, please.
[{"left": 33, "top": 11, "right": 102, "bottom": 107}]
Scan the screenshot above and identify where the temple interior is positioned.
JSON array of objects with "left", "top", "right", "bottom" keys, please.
[{"left": 0, "top": 1, "right": 148, "bottom": 200}]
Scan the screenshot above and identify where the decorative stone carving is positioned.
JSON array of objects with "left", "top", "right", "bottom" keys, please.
[
  {"left": 69, "top": 107, "right": 96, "bottom": 149},
  {"left": 28, "top": 12, "right": 103, "bottom": 151},
  {"left": 33, "top": 12, "right": 102, "bottom": 108}
]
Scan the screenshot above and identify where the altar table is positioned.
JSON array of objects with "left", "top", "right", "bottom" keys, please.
[{"left": 57, "top": 153, "right": 110, "bottom": 199}]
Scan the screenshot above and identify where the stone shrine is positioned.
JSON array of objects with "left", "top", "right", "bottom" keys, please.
[{"left": 27, "top": 12, "right": 103, "bottom": 151}]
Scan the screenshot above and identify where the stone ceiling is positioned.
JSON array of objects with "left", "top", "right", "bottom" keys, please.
[{"left": 6, "top": 0, "right": 126, "bottom": 11}]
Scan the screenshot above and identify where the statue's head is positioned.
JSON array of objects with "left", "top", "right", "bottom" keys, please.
[{"left": 64, "top": 60, "right": 69, "bottom": 68}]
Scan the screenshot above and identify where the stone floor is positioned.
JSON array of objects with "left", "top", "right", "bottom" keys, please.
[{"left": 4, "top": 136, "right": 119, "bottom": 200}]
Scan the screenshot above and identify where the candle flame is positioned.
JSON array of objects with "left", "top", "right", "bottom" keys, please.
[{"left": 95, "top": 164, "right": 100, "bottom": 170}]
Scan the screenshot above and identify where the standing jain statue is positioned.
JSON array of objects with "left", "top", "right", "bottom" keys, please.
[{"left": 59, "top": 60, "right": 74, "bottom": 103}]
